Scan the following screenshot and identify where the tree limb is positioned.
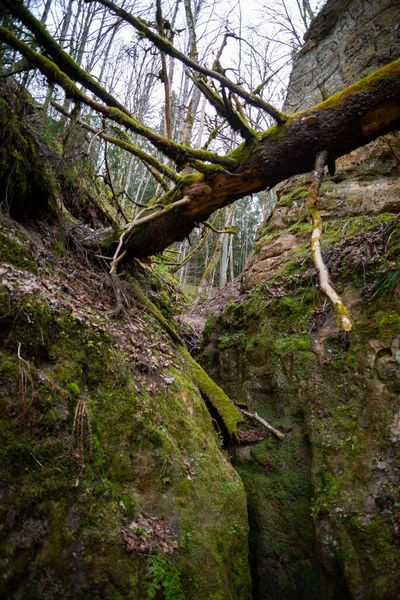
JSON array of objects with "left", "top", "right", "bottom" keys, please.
[
  {"left": 108, "top": 196, "right": 192, "bottom": 274},
  {"left": 171, "top": 210, "right": 221, "bottom": 273},
  {"left": 87, "top": 57, "right": 400, "bottom": 259},
  {"left": 86, "top": 0, "right": 287, "bottom": 124},
  {"left": 308, "top": 150, "right": 353, "bottom": 331},
  {"left": 240, "top": 409, "right": 285, "bottom": 440},
  {"left": 156, "top": 0, "right": 172, "bottom": 140},
  {"left": 0, "top": 25, "right": 237, "bottom": 169},
  {"left": 0, "top": 0, "right": 130, "bottom": 115},
  {"left": 190, "top": 74, "right": 255, "bottom": 141},
  {"left": 203, "top": 221, "right": 236, "bottom": 235},
  {"left": 50, "top": 100, "right": 180, "bottom": 182}
]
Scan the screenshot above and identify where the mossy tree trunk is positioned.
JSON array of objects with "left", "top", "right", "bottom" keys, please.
[{"left": 95, "top": 59, "right": 400, "bottom": 260}]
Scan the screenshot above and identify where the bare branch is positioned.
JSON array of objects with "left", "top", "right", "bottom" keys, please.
[
  {"left": 171, "top": 210, "right": 222, "bottom": 273},
  {"left": 87, "top": 0, "right": 287, "bottom": 124},
  {"left": 308, "top": 150, "right": 353, "bottom": 331},
  {"left": 109, "top": 196, "right": 192, "bottom": 273},
  {"left": 104, "top": 140, "right": 129, "bottom": 223},
  {"left": 203, "top": 220, "right": 236, "bottom": 235},
  {"left": 1, "top": 0, "right": 131, "bottom": 114},
  {"left": 0, "top": 25, "right": 237, "bottom": 168},
  {"left": 156, "top": 0, "right": 172, "bottom": 139},
  {"left": 50, "top": 100, "right": 180, "bottom": 181},
  {"left": 190, "top": 74, "right": 255, "bottom": 141},
  {"left": 240, "top": 409, "right": 285, "bottom": 440}
]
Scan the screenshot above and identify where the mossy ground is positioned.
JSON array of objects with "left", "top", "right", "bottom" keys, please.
[{"left": 0, "top": 222, "right": 251, "bottom": 600}]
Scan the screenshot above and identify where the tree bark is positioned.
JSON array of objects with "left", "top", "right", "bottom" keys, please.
[{"left": 92, "top": 58, "right": 400, "bottom": 259}]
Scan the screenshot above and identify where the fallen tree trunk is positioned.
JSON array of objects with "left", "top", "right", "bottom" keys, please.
[
  {"left": 92, "top": 58, "right": 400, "bottom": 260},
  {"left": 1, "top": 1, "right": 399, "bottom": 261}
]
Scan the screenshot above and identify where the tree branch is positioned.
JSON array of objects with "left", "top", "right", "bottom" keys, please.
[
  {"left": 171, "top": 210, "right": 222, "bottom": 273},
  {"left": 308, "top": 150, "right": 353, "bottom": 331},
  {"left": 87, "top": 0, "right": 287, "bottom": 124},
  {"left": 156, "top": 0, "right": 172, "bottom": 140},
  {"left": 0, "top": 0, "right": 130, "bottom": 115},
  {"left": 240, "top": 409, "right": 285, "bottom": 440},
  {"left": 50, "top": 100, "right": 180, "bottom": 182},
  {"left": 190, "top": 74, "right": 255, "bottom": 141},
  {"left": 86, "top": 57, "right": 400, "bottom": 259},
  {"left": 0, "top": 25, "right": 237, "bottom": 169},
  {"left": 109, "top": 196, "right": 192, "bottom": 274},
  {"left": 203, "top": 220, "right": 236, "bottom": 235}
]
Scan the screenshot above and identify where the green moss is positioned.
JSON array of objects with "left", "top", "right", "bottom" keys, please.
[
  {"left": 129, "top": 279, "right": 184, "bottom": 346},
  {"left": 288, "top": 221, "right": 313, "bottom": 236},
  {"left": 254, "top": 232, "right": 279, "bottom": 253},
  {"left": 0, "top": 230, "right": 37, "bottom": 271},
  {"left": 376, "top": 311, "right": 400, "bottom": 335},
  {"left": 49, "top": 239, "right": 66, "bottom": 259},
  {"left": 0, "top": 98, "right": 56, "bottom": 220},
  {"left": 0, "top": 355, "right": 19, "bottom": 376},
  {"left": 258, "top": 114, "right": 295, "bottom": 146},
  {"left": 203, "top": 314, "right": 219, "bottom": 338},
  {"left": 218, "top": 331, "right": 248, "bottom": 350},
  {"left": 274, "top": 333, "right": 312, "bottom": 355},
  {"left": 345, "top": 214, "right": 394, "bottom": 238},
  {"left": 0, "top": 265, "right": 251, "bottom": 599},
  {"left": 186, "top": 351, "right": 243, "bottom": 438},
  {"left": 235, "top": 422, "right": 318, "bottom": 599},
  {"left": 278, "top": 186, "right": 309, "bottom": 208},
  {"left": 319, "top": 57, "right": 400, "bottom": 111},
  {"left": 66, "top": 382, "right": 80, "bottom": 396},
  {"left": 228, "top": 137, "right": 257, "bottom": 163}
]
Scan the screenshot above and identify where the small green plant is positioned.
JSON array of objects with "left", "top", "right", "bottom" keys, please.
[
  {"left": 144, "top": 557, "right": 185, "bottom": 600},
  {"left": 229, "top": 521, "right": 239, "bottom": 536}
]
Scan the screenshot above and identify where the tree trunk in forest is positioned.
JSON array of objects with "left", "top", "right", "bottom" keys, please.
[
  {"left": 40, "top": 0, "right": 52, "bottom": 24},
  {"left": 194, "top": 238, "right": 223, "bottom": 306},
  {"left": 219, "top": 205, "right": 235, "bottom": 289},
  {"left": 229, "top": 235, "right": 235, "bottom": 282},
  {"left": 59, "top": 0, "right": 74, "bottom": 48}
]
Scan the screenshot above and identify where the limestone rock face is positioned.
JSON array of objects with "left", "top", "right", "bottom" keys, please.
[
  {"left": 201, "top": 164, "right": 400, "bottom": 598},
  {"left": 242, "top": 135, "right": 400, "bottom": 291},
  {"left": 199, "top": 1, "right": 400, "bottom": 598},
  {"left": 284, "top": 0, "right": 400, "bottom": 114}
]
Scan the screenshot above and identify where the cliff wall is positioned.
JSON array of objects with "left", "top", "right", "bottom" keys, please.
[
  {"left": 284, "top": 0, "right": 400, "bottom": 113},
  {"left": 200, "top": 1, "right": 400, "bottom": 598}
]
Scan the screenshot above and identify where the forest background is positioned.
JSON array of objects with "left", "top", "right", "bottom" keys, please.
[{"left": 0, "top": 0, "right": 320, "bottom": 301}]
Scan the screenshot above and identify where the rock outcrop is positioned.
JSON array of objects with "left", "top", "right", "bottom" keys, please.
[
  {"left": 0, "top": 91, "right": 252, "bottom": 600},
  {"left": 284, "top": 0, "right": 400, "bottom": 113},
  {"left": 0, "top": 212, "right": 252, "bottom": 599},
  {"left": 200, "top": 1, "right": 400, "bottom": 598}
]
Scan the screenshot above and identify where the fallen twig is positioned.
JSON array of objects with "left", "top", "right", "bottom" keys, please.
[{"left": 240, "top": 409, "right": 285, "bottom": 440}]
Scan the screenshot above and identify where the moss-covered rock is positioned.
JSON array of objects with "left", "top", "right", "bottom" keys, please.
[
  {"left": 0, "top": 222, "right": 251, "bottom": 600},
  {"left": 200, "top": 138, "right": 400, "bottom": 598},
  {"left": 0, "top": 96, "right": 56, "bottom": 220}
]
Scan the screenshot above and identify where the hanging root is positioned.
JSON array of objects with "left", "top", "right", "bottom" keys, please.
[
  {"left": 70, "top": 397, "right": 93, "bottom": 481},
  {"left": 17, "top": 343, "right": 65, "bottom": 415},
  {"left": 308, "top": 150, "right": 353, "bottom": 332},
  {"left": 17, "top": 343, "right": 35, "bottom": 408}
]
